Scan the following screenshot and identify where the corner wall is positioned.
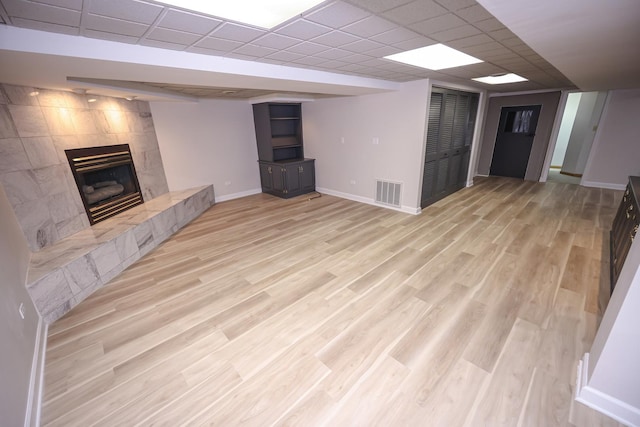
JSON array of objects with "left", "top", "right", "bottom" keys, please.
[
  {"left": 0, "top": 185, "right": 43, "bottom": 427},
  {"left": 0, "top": 83, "right": 169, "bottom": 251},
  {"left": 150, "top": 99, "right": 261, "bottom": 200},
  {"left": 302, "top": 80, "right": 431, "bottom": 212},
  {"left": 582, "top": 89, "right": 640, "bottom": 189}
]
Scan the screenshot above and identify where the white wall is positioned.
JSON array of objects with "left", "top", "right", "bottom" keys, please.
[
  {"left": 551, "top": 92, "right": 581, "bottom": 167},
  {"left": 150, "top": 99, "right": 261, "bottom": 200},
  {"left": 303, "top": 80, "right": 430, "bottom": 212},
  {"left": 577, "top": 233, "right": 640, "bottom": 426},
  {"left": 0, "top": 184, "right": 43, "bottom": 427},
  {"left": 583, "top": 89, "right": 640, "bottom": 189}
]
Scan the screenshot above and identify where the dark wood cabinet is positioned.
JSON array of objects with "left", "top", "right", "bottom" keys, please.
[
  {"left": 259, "top": 159, "right": 315, "bottom": 198},
  {"left": 610, "top": 176, "right": 640, "bottom": 292},
  {"left": 253, "top": 102, "right": 316, "bottom": 198}
]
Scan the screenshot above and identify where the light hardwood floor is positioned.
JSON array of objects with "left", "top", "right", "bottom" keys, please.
[{"left": 42, "top": 177, "right": 625, "bottom": 426}]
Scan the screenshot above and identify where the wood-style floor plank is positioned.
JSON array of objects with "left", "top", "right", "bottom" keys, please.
[{"left": 41, "top": 177, "right": 624, "bottom": 426}]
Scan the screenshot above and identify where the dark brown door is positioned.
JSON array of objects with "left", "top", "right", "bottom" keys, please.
[{"left": 490, "top": 105, "right": 541, "bottom": 179}]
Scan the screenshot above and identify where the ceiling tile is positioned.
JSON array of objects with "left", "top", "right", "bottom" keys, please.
[
  {"left": 314, "top": 48, "right": 353, "bottom": 60},
  {"left": 393, "top": 35, "right": 436, "bottom": 50},
  {"left": 316, "top": 59, "right": 350, "bottom": 69},
  {"left": 382, "top": 0, "right": 447, "bottom": 25},
  {"left": 84, "top": 14, "right": 148, "bottom": 37},
  {"left": 435, "top": 0, "right": 478, "bottom": 12},
  {"left": 447, "top": 33, "right": 493, "bottom": 49},
  {"left": 341, "top": 38, "right": 385, "bottom": 53},
  {"left": 459, "top": 41, "right": 504, "bottom": 54},
  {"left": 304, "top": 1, "right": 370, "bottom": 28},
  {"left": 455, "top": 4, "right": 493, "bottom": 23},
  {"left": 88, "top": 0, "right": 162, "bottom": 25},
  {"left": 264, "top": 50, "right": 305, "bottom": 62},
  {"left": 430, "top": 24, "right": 480, "bottom": 42},
  {"left": 409, "top": 13, "right": 466, "bottom": 35},
  {"left": 365, "top": 45, "right": 403, "bottom": 57},
  {"left": 291, "top": 56, "right": 328, "bottom": 66},
  {"left": 489, "top": 28, "right": 517, "bottom": 41},
  {"left": 370, "top": 26, "right": 421, "bottom": 44},
  {"left": 146, "top": 27, "right": 201, "bottom": 45},
  {"left": 186, "top": 46, "right": 226, "bottom": 56},
  {"left": 194, "top": 36, "right": 243, "bottom": 52},
  {"left": 276, "top": 19, "right": 332, "bottom": 39},
  {"left": 346, "top": 0, "right": 414, "bottom": 13},
  {"left": 28, "top": 0, "right": 82, "bottom": 9},
  {"left": 286, "top": 42, "right": 330, "bottom": 55},
  {"left": 337, "top": 63, "right": 371, "bottom": 73},
  {"left": 157, "top": 9, "right": 221, "bottom": 35},
  {"left": 339, "top": 53, "right": 374, "bottom": 63},
  {"left": 3, "top": 0, "right": 80, "bottom": 26},
  {"left": 140, "top": 38, "right": 187, "bottom": 50},
  {"left": 225, "top": 52, "right": 260, "bottom": 61},
  {"left": 473, "top": 17, "right": 505, "bottom": 33},
  {"left": 341, "top": 15, "right": 397, "bottom": 37},
  {"left": 232, "top": 44, "right": 278, "bottom": 58},
  {"left": 11, "top": 16, "right": 80, "bottom": 35},
  {"left": 311, "top": 30, "right": 360, "bottom": 47},
  {"left": 253, "top": 33, "right": 301, "bottom": 50},
  {"left": 83, "top": 28, "right": 139, "bottom": 44},
  {"left": 209, "top": 22, "right": 266, "bottom": 43}
]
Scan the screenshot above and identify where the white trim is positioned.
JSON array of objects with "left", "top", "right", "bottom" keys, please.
[
  {"left": 316, "top": 187, "right": 420, "bottom": 215},
  {"left": 25, "top": 319, "right": 47, "bottom": 427},
  {"left": 576, "top": 353, "right": 640, "bottom": 427},
  {"left": 214, "top": 188, "right": 262, "bottom": 202},
  {"left": 581, "top": 180, "right": 626, "bottom": 191}
]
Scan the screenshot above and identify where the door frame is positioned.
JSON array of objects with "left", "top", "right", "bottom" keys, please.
[
  {"left": 416, "top": 80, "right": 487, "bottom": 211},
  {"left": 539, "top": 89, "right": 610, "bottom": 184}
]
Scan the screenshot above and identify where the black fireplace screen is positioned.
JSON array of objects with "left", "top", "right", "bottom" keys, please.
[{"left": 65, "top": 144, "right": 144, "bottom": 224}]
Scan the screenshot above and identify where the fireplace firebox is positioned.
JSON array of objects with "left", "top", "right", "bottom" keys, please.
[{"left": 65, "top": 145, "right": 144, "bottom": 225}]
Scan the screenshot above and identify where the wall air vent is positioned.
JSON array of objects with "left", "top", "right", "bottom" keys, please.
[{"left": 375, "top": 180, "right": 402, "bottom": 208}]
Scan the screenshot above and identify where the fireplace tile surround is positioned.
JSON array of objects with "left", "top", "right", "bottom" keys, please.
[{"left": 0, "top": 83, "right": 169, "bottom": 251}]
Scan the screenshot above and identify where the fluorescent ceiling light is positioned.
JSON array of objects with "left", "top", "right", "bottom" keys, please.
[
  {"left": 472, "top": 73, "right": 528, "bottom": 84},
  {"left": 154, "top": 0, "right": 326, "bottom": 29},
  {"left": 384, "top": 44, "right": 483, "bottom": 70}
]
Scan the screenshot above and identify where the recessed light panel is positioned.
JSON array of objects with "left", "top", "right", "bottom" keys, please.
[
  {"left": 154, "top": 0, "right": 326, "bottom": 29},
  {"left": 472, "top": 73, "right": 528, "bottom": 84},
  {"left": 384, "top": 44, "right": 483, "bottom": 70}
]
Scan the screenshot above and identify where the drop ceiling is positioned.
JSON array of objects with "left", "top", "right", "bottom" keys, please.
[{"left": 0, "top": 0, "right": 637, "bottom": 100}]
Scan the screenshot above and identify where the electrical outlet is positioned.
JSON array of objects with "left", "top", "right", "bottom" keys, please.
[
  {"left": 350, "top": 179, "right": 356, "bottom": 185},
  {"left": 224, "top": 180, "right": 231, "bottom": 186},
  {"left": 340, "top": 136, "right": 345, "bottom": 144},
  {"left": 18, "top": 303, "right": 25, "bottom": 320},
  {"left": 372, "top": 137, "right": 379, "bottom": 145}
]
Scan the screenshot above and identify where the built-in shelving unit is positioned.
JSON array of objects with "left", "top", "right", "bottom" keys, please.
[{"left": 252, "top": 102, "right": 315, "bottom": 198}]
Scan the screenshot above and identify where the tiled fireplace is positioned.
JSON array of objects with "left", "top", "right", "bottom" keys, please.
[
  {"left": 0, "top": 83, "right": 215, "bottom": 323},
  {"left": 0, "top": 83, "right": 169, "bottom": 251}
]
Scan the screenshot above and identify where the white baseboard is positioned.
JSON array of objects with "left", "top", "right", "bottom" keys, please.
[
  {"left": 576, "top": 353, "right": 640, "bottom": 427},
  {"left": 214, "top": 188, "right": 262, "bottom": 202},
  {"left": 316, "top": 187, "right": 420, "bottom": 215},
  {"left": 581, "top": 180, "right": 626, "bottom": 191},
  {"left": 26, "top": 319, "right": 47, "bottom": 427}
]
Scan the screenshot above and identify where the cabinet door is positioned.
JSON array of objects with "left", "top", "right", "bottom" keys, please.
[
  {"left": 299, "top": 161, "right": 315, "bottom": 191},
  {"left": 259, "top": 163, "right": 273, "bottom": 191},
  {"left": 273, "top": 166, "right": 286, "bottom": 193},
  {"left": 284, "top": 164, "right": 301, "bottom": 194}
]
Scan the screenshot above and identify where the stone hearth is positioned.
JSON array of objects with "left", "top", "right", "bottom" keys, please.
[{"left": 27, "top": 185, "right": 214, "bottom": 323}]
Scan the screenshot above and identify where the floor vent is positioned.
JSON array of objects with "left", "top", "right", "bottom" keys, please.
[{"left": 375, "top": 180, "right": 402, "bottom": 207}]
